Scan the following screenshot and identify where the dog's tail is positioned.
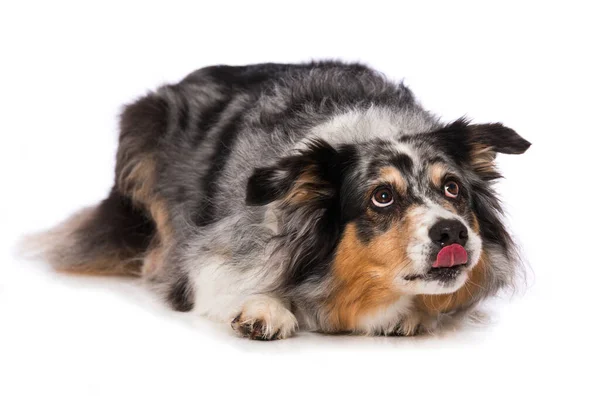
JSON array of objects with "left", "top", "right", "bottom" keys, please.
[
  {"left": 21, "top": 91, "right": 170, "bottom": 276},
  {"left": 21, "top": 188, "right": 156, "bottom": 276}
]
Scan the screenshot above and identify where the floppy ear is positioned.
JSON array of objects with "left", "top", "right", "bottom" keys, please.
[
  {"left": 432, "top": 119, "right": 531, "bottom": 179},
  {"left": 247, "top": 140, "right": 357, "bottom": 286},
  {"left": 466, "top": 122, "right": 531, "bottom": 155},
  {"left": 246, "top": 139, "right": 346, "bottom": 206}
]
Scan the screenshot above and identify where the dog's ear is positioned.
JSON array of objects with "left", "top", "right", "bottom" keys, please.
[
  {"left": 431, "top": 119, "right": 531, "bottom": 179},
  {"left": 247, "top": 140, "right": 357, "bottom": 286},
  {"left": 465, "top": 121, "right": 531, "bottom": 155},
  {"left": 246, "top": 139, "right": 353, "bottom": 206}
]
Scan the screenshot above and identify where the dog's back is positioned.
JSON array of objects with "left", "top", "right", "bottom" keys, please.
[{"left": 31, "top": 62, "right": 428, "bottom": 279}]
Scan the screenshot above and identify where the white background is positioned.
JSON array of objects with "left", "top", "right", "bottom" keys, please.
[{"left": 1, "top": 1, "right": 599, "bottom": 399}]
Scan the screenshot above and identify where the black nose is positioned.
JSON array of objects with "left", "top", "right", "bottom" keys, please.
[{"left": 428, "top": 219, "right": 468, "bottom": 247}]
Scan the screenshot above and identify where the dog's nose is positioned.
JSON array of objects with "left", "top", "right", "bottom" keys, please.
[{"left": 428, "top": 219, "right": 468, "bottom": 247}]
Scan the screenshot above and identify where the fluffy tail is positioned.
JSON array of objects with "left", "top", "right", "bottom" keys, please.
[{"left": 22, "top": 188, "right": 156, "bottom": 276}]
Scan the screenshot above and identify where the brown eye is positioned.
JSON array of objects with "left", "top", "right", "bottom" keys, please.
[
  {"left": 444, "top": 181, "right": 460, "bottom": 198},
  {"left": 371, "top": 187, "right": 394, "bottom": 207}
]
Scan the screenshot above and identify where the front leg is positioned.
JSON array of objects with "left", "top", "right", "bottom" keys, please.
[
  {"left": 388, "top": 310, "right": 439, "bottom": 336},
  {"left": 231, "top": 294, "right": 298, "bottom": 340}
]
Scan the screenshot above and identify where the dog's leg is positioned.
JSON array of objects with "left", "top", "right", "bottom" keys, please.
[
  {"left": 387, "top": 310, "right": 438, "bottom": 336},
  {"left": 230, "top": 294, "right": 298, "bottom": 340}
]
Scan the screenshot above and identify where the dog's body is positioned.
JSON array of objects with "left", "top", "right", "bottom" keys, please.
[{"left": 35, "top": 62, "right": 530, "bottom": 339}]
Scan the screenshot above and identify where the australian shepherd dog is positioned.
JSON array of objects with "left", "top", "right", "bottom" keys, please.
[{"left": 31, "top": 62, "right": 530, "bottom": 339}]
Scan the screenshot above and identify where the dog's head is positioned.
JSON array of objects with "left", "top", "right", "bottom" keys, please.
[{"left": 246, "top": 118, "right": 530, "bottom": 330}]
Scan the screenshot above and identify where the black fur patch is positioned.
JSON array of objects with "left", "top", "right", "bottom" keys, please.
[
  {"left": 422, "top": 119, "right": 531, "bottom": 166},
  {"left": 245, "top": 167, "right": 289, "bottom": 206},
  {"left": 390, "top": 154, "right": 415, "bottom": 176},
  {"left": 193, "top": 109, "right": 246, "bottom": 226},
  {"left": 81, "top": 188, "right": 155, "bottom": 253},
  {"left": 177, "top": 98, "right": 190, "bottom": 132},
  {"left": 246, "top": 140, "right": 340, "bottom": 206},
  {"left": 246, "top": 140, "right": 361, "bottom": 286},
  {"left": 193, "top": 97, "right": 231, "bottom": 148},
  {"left": 467, "top": 121, "right": 531, "bottom": 154},
  {"left": 470, "top": 181, "right": 512, "bottom": 249},
  {"left": 167, "top": 275, "right": 195, "bottom": 312}
]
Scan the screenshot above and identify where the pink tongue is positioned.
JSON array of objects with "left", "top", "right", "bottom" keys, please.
[{"left": 433, "top": 244, "right": 468, "bottom": 268}]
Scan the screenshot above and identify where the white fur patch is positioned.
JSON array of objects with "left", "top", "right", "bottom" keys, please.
[
  {"left": 355, "top": 295, "right": 414, "bottom": 335},
  {"left": 399, "top": 201, "right": 483, "bottom": 295},
  {"left": 234, "top": 294, "right": 298, "bottom": 339},
  {"left": 191, "top": 256, "right": 275, "bottom": 322},
  {"left": 299, "top": 106, "right": 403, "bottom": 148}
]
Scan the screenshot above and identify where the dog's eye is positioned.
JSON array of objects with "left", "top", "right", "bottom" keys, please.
[
  {"left": 444, "top": 181, "right": 460, "bottom": 198},
  {"left": 371, "top": 187, "right": 394, "bottom": 207}
]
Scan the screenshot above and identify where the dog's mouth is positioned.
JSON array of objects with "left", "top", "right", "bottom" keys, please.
[
  {"left": 403, "top": 264, "right": 468, "bottom": 282},
  {"left": 403, "top": 244, "right": 470, "bottom": 282},
  {"left": 432, "top": 244, "right": 468, "bottom": 268},
  {"left": 423, "top": 263, "right": 468, "bottom": 281}
]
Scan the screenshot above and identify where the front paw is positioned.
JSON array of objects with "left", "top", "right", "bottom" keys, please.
[
  {"left": 389, "top": 313, "right": 437, "bottom": 337},
  {"left": 231, "top": 295, "right": 298, "bottom": 340}
]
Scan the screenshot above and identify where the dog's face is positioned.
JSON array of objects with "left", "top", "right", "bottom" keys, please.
[
  {"left": 331, "top": 139, "right": 484, "bottom": 296},
  {"left": 246, "top": 119, "right": 530, "bottom": 329}
]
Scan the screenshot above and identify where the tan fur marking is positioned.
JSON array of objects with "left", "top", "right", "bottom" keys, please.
[
  {"left": 26, "top": 206, "right": 144, "bottom": 276},
  {"left": 429, "top": 163, "right": 458, "bottom": 213},
  {"left": 379, "top": 166, "right": 407, "bottom": 193},
  {"left": 58, "top": 256, "right": 143, "bottom": 277},
  {"left": 470, "top": 211, "right": 480, "bottom": 234},
  {"left": 416, "top": 251, "right": 489, "bottom": 315},
  {"left": 149, "top": 199, "right": 172, "bottom": 239},
  {"left": 118, "top": 157, "right": 157, "bottom": 206},
  {"left": 284, "top": 170, "right": 330, "bottom": 204},
  {"left": 470, "top": 144, "right": 497, "bottom": 175},
  {"left": 117, "top": 155, "right": 174, "bottom": 279},
  {"left": 327, "top": 208, "right": 417, "bottom": 331},
  {"left": 142, "top": 245, "right": 165, "bottom": 277},
  {"left": 440, "top": 200, "right": 458, "bottom": 214},
  {"left": 141, "top": 199, "right": 173, "bottom": 278},
  {"left": 429, "top": 162, "right": 448, "bottom": 187}
]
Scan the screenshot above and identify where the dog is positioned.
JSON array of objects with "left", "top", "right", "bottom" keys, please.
[{"left": 31, "top": 61, "right": 530, "bottom": 339}]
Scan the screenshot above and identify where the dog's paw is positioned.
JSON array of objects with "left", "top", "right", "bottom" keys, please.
[
  {"left": 389, "top": 312, "right": 437, "bottom": 337},
  {"left": 231, "top": 295, "right": 298, "bottom": 340}
]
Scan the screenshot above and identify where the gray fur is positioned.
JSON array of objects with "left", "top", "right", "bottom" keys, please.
[{"left": 30, "top": 61, "right": 529, "bottom": 339}]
